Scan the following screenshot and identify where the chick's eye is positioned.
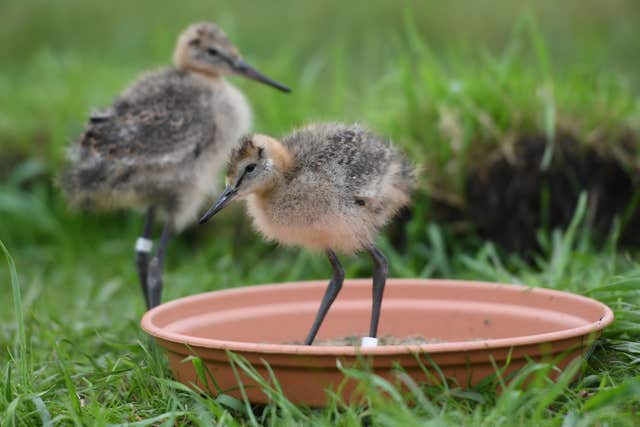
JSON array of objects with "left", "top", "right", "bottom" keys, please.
[
  {"left": 245, "top": 163, "right": 256, "bottom": 173},
  {"left": 207, "top": 47, "right": 219, "bottom": 56}
]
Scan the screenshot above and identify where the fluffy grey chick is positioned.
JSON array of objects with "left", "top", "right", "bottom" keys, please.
[
  {"left": 199, "top": 123, "right": 416, "bottom": 345},
  {"left": 61, "top": 22, "right": 290, "bottom": 309}
]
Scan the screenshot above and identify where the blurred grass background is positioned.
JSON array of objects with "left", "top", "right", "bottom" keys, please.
[
  {"left": 2, "top": 0, "right": 639, "bottom": 170},
  {"left": 1, "top": 0, "right": 640, "bottom": 424},
  {"left": 1, "top": 0, "right": 639, "bottom": 247}
]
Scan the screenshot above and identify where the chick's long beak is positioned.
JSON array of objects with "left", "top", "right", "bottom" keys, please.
[
  {"left": 233, "top": 60, "right": 291, "bottom": 93},
  {"left": 199, "top": 186, "right": 238, "bottom": 224}
]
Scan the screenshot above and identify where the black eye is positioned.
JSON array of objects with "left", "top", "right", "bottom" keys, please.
[
  {"left": 207, "top": 47, "right": 219, "bottom": 56},
  {"left": 245, "top": 163, "right": 256, "bottom": 173}
]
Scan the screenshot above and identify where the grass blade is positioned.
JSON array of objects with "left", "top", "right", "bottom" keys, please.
[{"left": 0, "top": 240, "right": 29, "bottom": 388}]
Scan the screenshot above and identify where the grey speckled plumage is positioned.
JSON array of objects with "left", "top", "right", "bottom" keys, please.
[
  {"left": 63, "top": 67, "right": 247, "bottom": 229},
  {"left": 200, "top": 123, "right": 417, "bottom": 345},
  {"left": 61, "top": 22, "right": 290, "bottom": 310},
  {"left": 221, "top": 123, "right": 416, "bottom": 253},
  {"left": 276, "top": 123, "right": 415, "bottom": 235}
]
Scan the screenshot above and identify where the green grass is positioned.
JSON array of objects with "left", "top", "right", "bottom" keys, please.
[
  {"left": 1, "top": 0, "right": 640, "bottom": 425},
  {"left": 2, "top": 207, "right": 640, "bottom": 425}
]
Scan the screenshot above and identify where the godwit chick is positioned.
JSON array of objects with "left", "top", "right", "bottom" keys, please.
[
  {"left": 199, "top": 123, "right": 416, "bottom": 345},
  {"left": 62, "top": 22, "right": 290, "bottom": 309}
]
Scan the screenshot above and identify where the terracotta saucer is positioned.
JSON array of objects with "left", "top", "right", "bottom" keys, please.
[{"left": 141, "top": 279, "right": 614, "bottom": 406}]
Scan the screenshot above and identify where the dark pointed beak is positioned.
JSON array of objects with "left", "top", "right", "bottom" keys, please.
[
  {"left": 232, "top": 60, "right": 291, "bottom": 93},
  {"left": 199, "top": 186, "right": 238, "bottom": 224}
]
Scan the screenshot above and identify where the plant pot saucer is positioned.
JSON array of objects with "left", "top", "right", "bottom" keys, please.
[{"left": 141, "top": 279, "right": 613, "bottom": 406}]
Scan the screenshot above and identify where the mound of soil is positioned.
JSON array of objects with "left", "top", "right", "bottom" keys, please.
[{"left": 465, "top": 133, "right": 639, "bottom": 256}]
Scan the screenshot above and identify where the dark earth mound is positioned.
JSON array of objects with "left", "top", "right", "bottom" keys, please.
[{"left": 465, "top": 133, "right": 639, "bottom": 256}]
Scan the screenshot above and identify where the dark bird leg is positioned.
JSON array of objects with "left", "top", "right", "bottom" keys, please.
[
  {"left": 147, "top": 222, "right": 172, "bottom": 309},
  {"left": 135, "top": 207, "right": 155, "bottom": 309},
  {"left": 304, "top": 249, "right": 345, "bottom": 345},
  {"left": 367, "top": 245, "right": 388, "bottom": 339}
]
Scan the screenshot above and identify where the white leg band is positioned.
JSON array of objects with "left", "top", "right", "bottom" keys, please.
[
  {"left": 361, "top": 337, "right": 378, "bottom": 347},
  {"left": 135, "top": 237, "right": 154, "bottom": 253}
]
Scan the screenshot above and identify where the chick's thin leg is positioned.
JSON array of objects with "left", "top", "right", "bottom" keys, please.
[
  {"left": 367, "top": 245, "right": 388, "bottom": 338},
  {"left": 147, "top": 221, "right": 172, "bottom": 309},
  {"left": 135, "top": 207, "right": 155, "bottom": 309},
  {"left": 304, "top": 249, "right": 345, "bottom": 345}
]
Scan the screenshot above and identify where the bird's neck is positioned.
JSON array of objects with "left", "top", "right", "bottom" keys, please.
[
  {"left": 185, "top": 66, "right": 223, "bottom": 81},
  {"left": 173, "top": 59, "right": 222, "bottom": 82},
  {"left": 253, "top": 171, "right": 283, "bottom": 198}
]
